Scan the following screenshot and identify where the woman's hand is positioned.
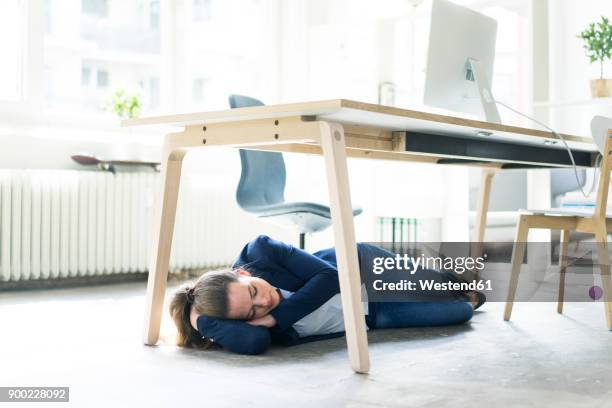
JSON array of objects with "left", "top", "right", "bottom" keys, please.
[{"left": 247, "top": 314, "right": 277, "bottom": 328}]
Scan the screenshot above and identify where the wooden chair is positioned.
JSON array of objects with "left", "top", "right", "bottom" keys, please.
[{"left": 504, "top": 116, "right": 612, "bottom": 329}]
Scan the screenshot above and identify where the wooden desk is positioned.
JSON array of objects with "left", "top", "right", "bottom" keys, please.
[{"left": 123, "top": 99, "right": 597, "bottom": 374}]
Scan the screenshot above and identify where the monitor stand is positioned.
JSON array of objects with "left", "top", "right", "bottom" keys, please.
[{"left": 466, "top": 58, "right": 502, "bottom": 124}]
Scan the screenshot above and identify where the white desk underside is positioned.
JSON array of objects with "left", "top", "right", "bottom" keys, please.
[{"left": 124, "top": 99, "right": 597, "bottom": 153}]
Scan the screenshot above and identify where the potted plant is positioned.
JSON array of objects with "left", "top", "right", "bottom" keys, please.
[
  {"left": 106, "top": 88, "right": 142, "bottom": 119},
  {"left": 578, "top": 16, "right": 612, "bottom": 98}
]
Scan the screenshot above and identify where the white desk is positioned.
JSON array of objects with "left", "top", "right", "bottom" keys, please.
[{"left": 124, "top": 99, "right": 596, "bottom": 373}]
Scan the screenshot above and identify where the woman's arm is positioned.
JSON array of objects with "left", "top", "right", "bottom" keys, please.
[
  {"left": 246, "top": 235, "right": 341, "bottom": 331},
  {"left": 196, "top": 315, "right": 271, "bottom": 355}
]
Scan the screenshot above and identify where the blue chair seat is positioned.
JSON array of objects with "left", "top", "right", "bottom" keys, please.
[
  {"left": 244, "top": 202, "right": 362, "bottom": 233},
  {"left": 242, "top": 202, "right": 363, "bottom": 219}
]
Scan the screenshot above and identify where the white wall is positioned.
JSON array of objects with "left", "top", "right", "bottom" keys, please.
[
  {"left": 548, "top": 0, "right": 612, "bottom": 135},
  {"left": 550, "top": 0, "right": 612, "bottom": 102}
]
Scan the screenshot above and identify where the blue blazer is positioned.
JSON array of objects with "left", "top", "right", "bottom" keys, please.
[{"left": 196, "top": 235, "right": 348, "bottom": 355}]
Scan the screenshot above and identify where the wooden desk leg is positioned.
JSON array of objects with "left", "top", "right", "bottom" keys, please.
[
  {"left": 594, "top": 224, "right": 612, "bottom": 330},
  {"left": 557, "top": 229, "right": 570, "bottom": 314},
  {"left": 143, "top": 146, "right": 188, "bottom": 345},
  {"left": 471, "top": 168, "right": 496, "bottom": 277},
  {"left": 504, "top": 215, "right": 530, "bottom": 321},
  {"left": 320, "top": 121, "right": 370, "bottom": 374}
]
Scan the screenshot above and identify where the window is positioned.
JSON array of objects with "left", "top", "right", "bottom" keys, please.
[
  {"left": 0, "top": 0, "right": 24, "bottom": 101},
  {"left": 193, "top": 0, "right": 212, "bottom": 22},
  {"left": 192, "top": 78, "right": 208, "bottom": 104},
  {"left": 81, "top": 0, "right": 108, "bottom": 18},
  {"left": 177, "top": 0, "right": 278, "bottom": 111},
  {"left": 304, "top": 0, "right": 412, "bottom": 103},
  {"left": 150, "top": 0, "right": 160, "bottom": 30},
  {"left": 2, "top": 0, "right": 277, "bottom": 120},
  {"left": 96, "top": 70, "right": 109, "bottom": 88},
  {"left": 44, "top": 0, "right": 53, "bottom": 33},
  {"left": 479, "top": 3, "right": 530, "bottom": 115},
  {"left": 81, "top": 67, "right": 91, "bottom": 86},
  {"left": 143, "top": 77, "right": 160, "bottom": 108},
  {"left": 44, "top": 1, "right": 161, "bottom": 114}
]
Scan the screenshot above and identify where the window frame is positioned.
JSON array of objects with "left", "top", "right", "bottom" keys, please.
[{"left": 0, "top": 0, "right": 43, "bottom": 120}]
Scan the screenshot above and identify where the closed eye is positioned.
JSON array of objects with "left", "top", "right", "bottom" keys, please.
[{"left": 247, "top": 284, "right": 257, "bottom": 320}]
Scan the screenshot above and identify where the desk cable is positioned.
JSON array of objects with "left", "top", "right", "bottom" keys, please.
[{"left": 494, "top": 99, "right": 600, "bottom": 199}]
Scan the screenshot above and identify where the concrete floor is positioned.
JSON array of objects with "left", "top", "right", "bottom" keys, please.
[{"left": 2, "top": 281, "right": 612, "bottom": 408}]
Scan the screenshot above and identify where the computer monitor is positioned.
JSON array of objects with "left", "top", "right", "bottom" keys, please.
[{"left": 423, "top": 0, "right": 501, "bottom": 123}]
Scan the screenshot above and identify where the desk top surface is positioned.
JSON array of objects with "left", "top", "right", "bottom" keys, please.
[{"left": 123, "top": 99, "right": 596, "bottom": 152}]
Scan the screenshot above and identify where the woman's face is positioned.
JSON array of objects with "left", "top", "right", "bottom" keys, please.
[{"left": 225, "top": 270, "right": 281, "bottom": 320}]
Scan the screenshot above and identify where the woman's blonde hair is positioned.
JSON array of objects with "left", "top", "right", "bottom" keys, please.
[{"left": 168, "top": 269, "right": 239, "bottom": 348}]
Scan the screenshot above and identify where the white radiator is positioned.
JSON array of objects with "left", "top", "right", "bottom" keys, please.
[{"left": 0, "top": 170, "right": 276, "bottom": 282}]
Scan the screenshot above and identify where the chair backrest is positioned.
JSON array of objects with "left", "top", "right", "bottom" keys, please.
[
  {"left": 551, "top": 169, "right": 586, "bottom": 199},
  {"left": 229, "top": 94, "right": 287, "bottom": 209},
  {"left": 591, "top": 116, "right": 612, "bottom": 218}
]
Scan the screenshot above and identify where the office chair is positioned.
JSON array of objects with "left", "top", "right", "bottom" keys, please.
[
  {"left": 550, "top": 168, "right": 592, "bottom": 246},
  {"left": 229, "top": 94, "right": 363, "bottom": 249},
  {"left": 551, "top": 168, "right": 587, "bottom": 207},
  {"left": 504, "top": 115, "right": 612, "bottom": 329}
]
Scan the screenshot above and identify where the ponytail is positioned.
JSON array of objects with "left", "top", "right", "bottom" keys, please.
[
  {"left": 169, "top": 269, "right": 239, "bottom": 349},
  {"left": 168, "top": 285, "right": 213, "bottom": 349}
]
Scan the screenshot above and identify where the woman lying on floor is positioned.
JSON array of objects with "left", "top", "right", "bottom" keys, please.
[{"left": 170, "top": 235, "right": 485, "bottom": 355}]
